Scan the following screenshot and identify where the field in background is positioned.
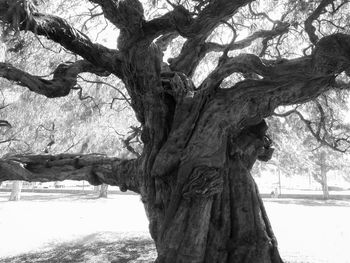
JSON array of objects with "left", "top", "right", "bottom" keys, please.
[{"left": 0, "top": 192, "right": 349, "bottom": 263}]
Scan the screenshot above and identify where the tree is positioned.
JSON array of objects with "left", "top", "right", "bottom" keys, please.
[
  {"left": 311, "top": 149, "right": 330, "bottom": 199},
  {"left": 271, "top": 91, "right": 350, "bottom": 199},
  {"left": 1, "top": 0, "right": 350, "bottom": 262},
  {"left": 8, "top": 180, "right": 22, "bottom": 201}
]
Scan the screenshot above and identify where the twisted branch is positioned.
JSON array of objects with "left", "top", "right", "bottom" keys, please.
[
  {"left": 0, "top": 0, "right": 123, "bottom": 76},
  {"left": 0, "top": 60, "right": 109, "bottom": 98}
]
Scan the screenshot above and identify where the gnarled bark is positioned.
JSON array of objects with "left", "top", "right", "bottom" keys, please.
[
  {"left": 1, "top": 1, "right": 350, "bottom": 262},
  {"left": 150, "top": 123, "right": 281, "bottom": 263}
]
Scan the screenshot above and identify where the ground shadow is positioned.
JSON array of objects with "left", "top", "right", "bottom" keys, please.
[
  {"left": 265, "top": 198, "right": 350, "bottom": 207},
  {"left": 0, "top": 232, "right": 156, "bottom": 263}
]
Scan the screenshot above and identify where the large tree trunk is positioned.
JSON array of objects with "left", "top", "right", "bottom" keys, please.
[
  {"left": 153, "top": 158, "right": 281, "bottom": 263},
  {"left": 140, "top": 121, "right": 282, "bottom": 263},
  {"left": 118, "top": 39, "right": 283, "bottom": 262},
  {"left": 9, "top": 180, "right": 22, "bottom": 201}
]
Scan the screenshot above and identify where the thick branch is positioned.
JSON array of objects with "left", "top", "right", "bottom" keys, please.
[
  {"left": 88, "top": 0, "right": 146, "bottom": 50},
  {"left": 146, "top": 0, "right": 254, "bottom": 75},
  {"left": 204, "top": 21, "right": 290, "bottom": 54},
  {"left": 199, "top": 53, "right": 272, "bottom": 90},
  {"left": 0, "top": 0, "right": 123, "bottom": 76},
  {"left": 203, "top": 33, "right": 350, "bottom": 93},
  {"left": 145, "top": 0, "right": 254, "bottom": 39},
  {"left": 88, "top": 0, "right": 144, "bottom": 30},
  {"left": 184, "top": 33, "right": 350, "bottom": 155},
  {"left": 0, "top": 154, "right": 141, "bottom": 193},
  {"left": 0, "top": 60, "right": 108, "bottom": 98}
]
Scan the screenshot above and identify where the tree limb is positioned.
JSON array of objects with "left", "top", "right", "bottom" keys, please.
[
  {"left": 0, "top": 60, "right": 108, "bottom": 98},
  {"left": 199, "top": 53, "right": 272, "bottom": 90},
  {"left": 203, "top": 21, "right": 290, "bottom": 55},
  {"left": 0, "top": 154, "right": 141, "bottom": 193},
  {"left": 203, "top": 33, "right": 350, "bottom": 94},
  {"left": 122, "top": 126, "right": 142, "bottom": 157},
  {"left": 145, "top": 0, "right": 254, "bottom": 75},
  {"left": 0, "top": 0, "right": 123, "bottom": 77},
  {"left": 304, "top": 0, "right": 334, "bottom": 45},
  {"left": 88, "top": 0, "right": 144, "bottom": 30},
  {"left": 144, "top": 0, "right": 254, "bottom": 39}
]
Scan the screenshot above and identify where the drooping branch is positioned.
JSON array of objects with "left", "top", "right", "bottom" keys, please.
[
  {"left": 77, "top": 76, "right": 131, "bottom": 106},
  {"left": 0, "top": 154, "right": 141, "bottom": 193},
  {"left": 203, "top": 21, "right": 290, "bottom": 55},
  {"left": 273, "top": 101, "right": 350, "bottom": 153},
  {"left": 304, "top": 0, "right": 334, "bottom": 45},
  {"left": 0, "top": 0, "right": 123, "bottom": 76},
  {"left": 122, "top": 126, "right": 142, "bottom": 157},
  {"left": 0, "top": 60, "right": 109, "bottom": 98}
]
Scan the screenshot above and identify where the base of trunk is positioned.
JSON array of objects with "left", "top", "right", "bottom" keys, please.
[{"left": 151, "top": 155, "right": 283, "bottom": 263}]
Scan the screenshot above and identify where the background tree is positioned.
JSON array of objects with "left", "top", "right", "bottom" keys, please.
[
  {"left": 271, "top": 90, "right": 350, "bottom": 199},
  {"left": 8, "top": 180, "right": 22, "bottom": 201},
  {"left": 2, "top": 0, "right": 350, "bottom": 262}
]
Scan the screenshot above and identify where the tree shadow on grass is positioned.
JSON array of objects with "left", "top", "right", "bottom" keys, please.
[
  {"left": 0, "top": 232, "right": 156, "bottom": 263},
  {"left": 265, "top": 198, "right": 350, "bottom": 207}
]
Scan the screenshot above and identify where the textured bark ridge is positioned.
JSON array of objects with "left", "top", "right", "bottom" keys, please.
[{"left": 147, "top": 121, "right": 281, "bottom": 263}]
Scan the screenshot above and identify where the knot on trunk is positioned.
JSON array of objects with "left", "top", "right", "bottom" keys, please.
[
  {"left": 229, "top": 120, "right": 274, "bottom": 165},
  {"left": 161, "top": 71, "right": 195, "bottom": 101},
  {"left": 170, "top": 5, "right": 193, "bottom": 37},
  {"left": 182, "top": 166, "right": 223, "bottom": 198},
  {"left": 257, "top": 136, "right": 274, "bottom": 162}
]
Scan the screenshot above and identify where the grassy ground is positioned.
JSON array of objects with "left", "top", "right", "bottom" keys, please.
[{"left": 0, "top": 193, "right": 349, "bottom": 263}]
